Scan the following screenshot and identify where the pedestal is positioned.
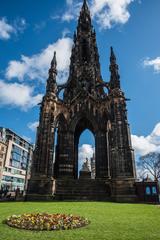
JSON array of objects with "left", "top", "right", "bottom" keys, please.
[{"left": 79, "top": 171, "right": 91, "bottom": 179}]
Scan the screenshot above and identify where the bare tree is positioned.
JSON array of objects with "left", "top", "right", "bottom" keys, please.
[{"left": 139, "top": 152, "right": 160, "bottom": 181}]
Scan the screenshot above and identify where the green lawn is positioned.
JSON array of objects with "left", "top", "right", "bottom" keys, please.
[{"left": 0, "top": 202, "right": 159, "bottom": 240}]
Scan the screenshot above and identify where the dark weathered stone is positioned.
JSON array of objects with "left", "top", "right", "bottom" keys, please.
[{"left": 27, "top": 0, "right": 136, "bottom": 202}]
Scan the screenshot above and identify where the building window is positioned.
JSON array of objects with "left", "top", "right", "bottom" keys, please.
[
  {"left": 145, "top": 186, "right": 151, "bottom": 195},
  {"left": 10, "top": 160, "right": 20, "bottom": 169},
  {"left": 14, "top": 138, "right": 21, "bottom": 145},
  {"left": 24, "top": 143, "right": 29, "bottom": 150},
  {"left": 10, "top": 144, "right": 29, "bottom": 170},
  {"left": 12, "top": 145, "right": 22, "bottom": 155},
  {"left": 152, "top": 186, "right": 157, "bottom": 195},
  {"left": 12, "top": 152, "right": 21, "bottom": 161}
]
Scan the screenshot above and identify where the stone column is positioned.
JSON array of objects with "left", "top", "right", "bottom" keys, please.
[
  {"left": 55, "top": 131, "right": 74, "bottom": 178},
  {"left": 95, "top": 131, "right": 108, "bottom": 179}
]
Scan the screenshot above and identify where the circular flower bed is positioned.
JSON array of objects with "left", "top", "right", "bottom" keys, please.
[{"left": 5, "top": 213, "right": 89, "bottom": 231}]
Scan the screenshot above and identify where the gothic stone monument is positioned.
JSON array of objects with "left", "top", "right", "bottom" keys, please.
[
  {"left": 79, "top": 158, "right": 91, "bottom": 179},
  {"left": 27, "top": 0, "right": 137, "bottom": 202}
]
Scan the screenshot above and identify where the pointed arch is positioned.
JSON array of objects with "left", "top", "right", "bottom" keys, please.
[
  {"left": 55, "top": 113, "right": 67, "bottom": 131},
  {"left": 69, "top": 112, "right": 99, "bottom": 134},
  {"left": 74, "top": 116, "right": 95, "bottom": 179}
]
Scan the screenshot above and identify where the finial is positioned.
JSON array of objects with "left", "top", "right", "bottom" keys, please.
[
  {"left": 110, "top": 46, "right": 116, "bottom": 63},
  {"left": 109, "top": 46, "right": 120, "bottom": 89},
  {"left": 50, "top": 51, "right": 57, "bottom": 74},
  {"left": 83, "top": 0, "right": 87, "bottom": 6},
  {"left": 47, "top": 51, "right": 57, "bottom": 95},
  {"left": 82, "top": 0, "right": 89, "bottom": 10},
  {"left": 52, "top": 51, "right": 57, "bottom": 66},
  {"left": 78, "top": 0, "right": 91, "bottom": 29}
]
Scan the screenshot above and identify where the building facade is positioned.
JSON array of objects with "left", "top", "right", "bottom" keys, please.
[
  {"left": 0, "top": 128, "right": 33, "bottom": 191},
  {"left": 27, "top": 0, "right": 137, "bottom": 201},
  {"left": 0, "top": 136, "right": 7, "bottom": 188}
]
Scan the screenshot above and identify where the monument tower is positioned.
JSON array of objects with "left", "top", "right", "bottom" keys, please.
[{"left": 27, "top": 0, "right": 136, "bottom": 201}]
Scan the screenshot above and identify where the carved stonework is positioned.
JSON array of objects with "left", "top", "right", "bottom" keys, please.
[
  {"left": 27, "top": 0, "right": 136, "bottom": 201},
  {"left": 81, "top": 158, "right": 90, "bottom": 172}
]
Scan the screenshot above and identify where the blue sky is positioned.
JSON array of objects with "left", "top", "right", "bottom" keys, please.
[{"left": 0, "top": 0, "right": 160, "bottom": 158}]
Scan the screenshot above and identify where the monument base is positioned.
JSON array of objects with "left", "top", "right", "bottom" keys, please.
[
  {"left": 111, "top": 178, "right": 137, "bottom": 202},
  {"left": 26, "top": 175, "right": 55, "bottom": 201},
  {"left": 26, "top": 175, "right": 137, "bottom": 202}
]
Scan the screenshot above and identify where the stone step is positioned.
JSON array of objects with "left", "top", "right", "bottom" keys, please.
[
  {"left": 55, "top": 193, "right": 110, "bottom": 201},
  {"left": 54, "top": 179, "right": 111, "bottom": 200}
]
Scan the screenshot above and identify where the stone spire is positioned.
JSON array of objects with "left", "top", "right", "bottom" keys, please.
[
  {"left": 78, "top": 0, "right": 91, "bottom": 31},
  {"left": 46, "top": 51, "right": 57, "bottom": 98},
  {"left": 64, "top": 0, "right": 103, "bottom": 101},
  {"left": 109, "top": 47, "right": 120, "bottom": 90},
  {"left": 50, "top": 51, "right": 57, "bottom": 74},
  {"left": 82, "top": 0, "right": 89, "bottom": 11},
  {"left": 83, "top": 0, "right": 87, "bottom": 5}
]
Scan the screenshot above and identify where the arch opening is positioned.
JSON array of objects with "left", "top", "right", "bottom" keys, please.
[
  {"left": 78, "top": 129, "right": 95, "bottom": 179},
  {"left": 74, "top": 117, "right": 96, "bottom": 179}
]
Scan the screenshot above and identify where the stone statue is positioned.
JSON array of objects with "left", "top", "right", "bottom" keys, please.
[{"left": 81, "top": 158, "right": 90, "bottom": 172}]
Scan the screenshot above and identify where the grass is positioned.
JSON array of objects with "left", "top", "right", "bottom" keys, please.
[{"left": 0, "top": 202, "right": 160, "bottom": 240}]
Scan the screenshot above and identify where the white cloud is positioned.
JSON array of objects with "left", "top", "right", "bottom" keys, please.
[
  {"left": 61, "top": 0, "right": 134, "bottom": 29},
  {"left": 28, "top": 121, "right": 39, "bottom": 132},
  {"left": 62, "top": 13, "right": 75, "bottom": 22},
  {"left": 91, "top": 0, "right": 134, "bottom": 29},
  {"left": 66, "top": 0, "right": 73, "bottom": 5},
  {"left": 62, "top": 28, "right": 71, "bottom": 38},
  {"left": 147, "top": 123, "right": 160, "bottom": 146},
  {"left": 0, "top": 80, "right": 43, "bottom": 110},
  {"left": 61, "top": 1, "right": 82, "bottom": 23},
  {"left": 131, "top": 135, "right": 158, "bottom": 156},
  {"left": 0, "top": 17, "right": 26, "bottom": 40},
  {"left": 0, "top": 18, "right": 15, "bottom": 40},
  {"left": 131, "top": 122, "right": 160, "bottom": 156},
  {"left": 78, "top": 144, "right": 95, "bottom": 170},
  {"left": 143, "top": 57, "right": 160, "bottom": 73},
  {"left": 6, "top": 37, "right": 73, "bottom": 84}
]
